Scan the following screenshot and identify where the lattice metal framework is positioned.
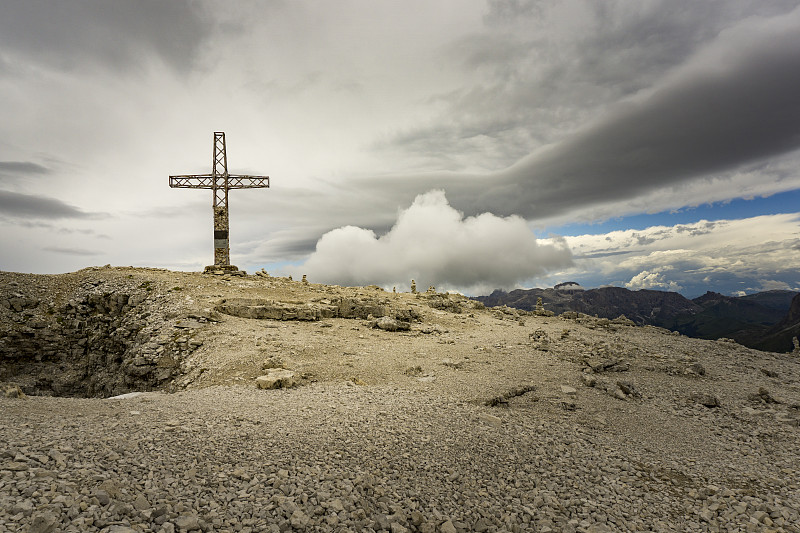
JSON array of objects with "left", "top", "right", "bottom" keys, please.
[{"left": 169, "top": 132, "right": 270, "bottom": 268}]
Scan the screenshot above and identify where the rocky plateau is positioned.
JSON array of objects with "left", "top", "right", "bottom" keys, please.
[{"left": 1, "top": 266, "right": 799, "bottom": 533}]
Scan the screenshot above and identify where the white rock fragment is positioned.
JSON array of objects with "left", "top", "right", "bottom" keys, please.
[
  {"left": 478, "top": 413, "right": 502, "bottom": 427},
  {"left": 560, "top": 385, "right": 577, "bottom": 396}
]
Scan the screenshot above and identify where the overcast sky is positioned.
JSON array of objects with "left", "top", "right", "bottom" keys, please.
[{"left": 1, "top": 0, "right": 800, "bottom": 297}]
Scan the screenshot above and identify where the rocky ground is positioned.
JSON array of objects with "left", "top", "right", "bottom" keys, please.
[{"left": 1, "top": 266, "right": 799, "bottom": 532}]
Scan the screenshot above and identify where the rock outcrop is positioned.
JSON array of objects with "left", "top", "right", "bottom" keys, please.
[
  {"left": 0, "top": 268, "right": 197, "bottom": 397},
  {"left": 216, "top": 295, "right": 427, "bottom": 323}
]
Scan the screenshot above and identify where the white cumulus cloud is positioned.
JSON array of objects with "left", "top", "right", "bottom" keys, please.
[
  {"left": 287, "top": 190, "right": 572, "bottom": 294},
  {"left": 626, "top": 267, "right": 683, "bottom": 292}
]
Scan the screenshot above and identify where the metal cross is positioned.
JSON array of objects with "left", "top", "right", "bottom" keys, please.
[{"left": 169, "top": 132, "right": 270, "bottom": 272}]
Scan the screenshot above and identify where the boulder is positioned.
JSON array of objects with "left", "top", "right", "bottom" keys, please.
[
  {"left": 335, "top": 297, "right": 387, "bottom": 319},
  {"left": 374, "top": 316, "right": 410, "bottom": 332},
  {"left": 255, "top": 369, "right": 296, "bottom": 389},
  {"left": 216, "top": 298, "right": 336, "bottom": 321}
]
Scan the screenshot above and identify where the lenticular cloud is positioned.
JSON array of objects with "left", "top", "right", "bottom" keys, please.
[{"left": 290, "top": 190, "right": 572, "bottom": 293}]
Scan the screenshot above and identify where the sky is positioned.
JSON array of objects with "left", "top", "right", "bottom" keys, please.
[{"left": 1, "top": 0, "right": 800, "bottom": 298}]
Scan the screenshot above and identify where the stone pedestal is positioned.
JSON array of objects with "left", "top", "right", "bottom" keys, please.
[{"left": 204, "top": 264, "right": 246, "bottom": 276}]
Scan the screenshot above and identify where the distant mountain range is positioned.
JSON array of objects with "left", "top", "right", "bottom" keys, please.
[{"left": 474, "top": 285, "right": 800, "bottom": 353}]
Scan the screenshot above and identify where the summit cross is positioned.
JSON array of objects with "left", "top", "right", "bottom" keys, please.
[{"left": 169, "top": 132, "right": 270, "bottom": 272}]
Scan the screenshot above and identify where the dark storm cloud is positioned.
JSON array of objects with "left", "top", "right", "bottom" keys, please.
[
  {"left": 0, "top": 0, "right": 212, "bottom": 73},
  {"left": 361, "top": 9, "right": 800, "bottom": 221},
  {"left": 573, "top": 250, "right": 629, "bottom": 260},
  {"left": 383, "top": 1, "right": 799, "bottom": 170},
  {"left": 258, "top": 234, "right": 325, "bottom": 261},
  {"left": 0, "top": 161, "right": 49, "bottom": 176},
  {"left": 633, "top": 234, "right": 656, "bottom": 246},
  {"left": 0, "top": 190, "right": 105, "bottom": 220},
  {"left": 484, "top": 30, "right": 800, "bottom": 217},
  {"left": 676, "top": 222, "right": 717, "bottom": 236},
  {"left": 42, "top": 246, "right": 100, "bottom": 256}
]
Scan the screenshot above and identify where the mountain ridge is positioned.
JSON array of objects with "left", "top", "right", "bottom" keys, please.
[{"left": 474, "top": 287, "right": 799, "bottom": 352}]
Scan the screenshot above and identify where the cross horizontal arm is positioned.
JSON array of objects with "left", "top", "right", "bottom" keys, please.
[
  {"left": 169, "top": 174, "right": 214, "bottom": 189},
  {"left": 227, "top": 175, "right": 270, "bottom": 189},
  {"left": 169, "top": 174, "right": 270, "bottom": 189}
]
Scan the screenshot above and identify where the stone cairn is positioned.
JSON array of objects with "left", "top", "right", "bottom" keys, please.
[{"left": 533, "top": 297, "right": 555, "bottom": 317}]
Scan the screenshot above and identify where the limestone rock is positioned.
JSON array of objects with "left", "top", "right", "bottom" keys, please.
[
  {"left": 217, "top": 298, "right": 336, "bottom": 321},
  {"left": 290, "top": 509, "right": 310, "bottom": 529},
  {"left": 440, "top": 519, "right": 457, "bottom": 533},
  {"left": 2, "top": 382, "right": 26, "bottom": 398},
  {"left": 94, "top": 489, "right": 111, "bottom": 506},
  {"left": 478, "top": 413, "right": 502, "bottom": 427},
  {"left": 174, "top": 514, "right": 201, "bottom": 530},
  {"left": 749, "top": 387, "right": 780, "bottom": 404},
  {"left": 335, "top": 297, "right": 388, "bottom": 319},
  {"left": 583, "top": 356, "right": 630, "bottom": 373},
  {"left": 29, "top": 512, "right": 57, "bottom": 533},
  {"left": 611, "top": 315, "right": 636, "bottom": 326},
  {"left": 686, "top": 363, "right": 706, "bottom": 376},
  {"left": 391, "top": 522, "right": 410, "bottom": 533},
  {"left": 11, "top": 500, "right": 34, "bottom": 516},
  {"left": 404, "top": 366, "right": 423, "bottom": 376},
  {"left": 132, "top": 493, "right": 150, "bottom": 511},
  {"left": 615, "top": 381, "right": 640, "bottom": 399},
  {"left": 691, "top": 393, "right": 721, "bottom": 408},
  {"left": 255, "top": 369, "right": 296, "bottom": 389},
  {"left": 174, "top": 319, "right": 204, "bottom": 329},
  {"left": 374, "top": 316, "right": 410, "bottom": 331},
  {"left": 560, "top": 385, "right": 577, "bottom": 396},
  {"left": 5, "top": 461, "right": 28, "bottom": 471},
  {"left": 423, "top": 293, "right": 464, "bottom": 313},
  {"left": 760, "top": 367, "right": 779, "bottom": 378}
]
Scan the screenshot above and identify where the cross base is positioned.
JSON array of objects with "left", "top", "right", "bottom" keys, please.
[{"left": 204, "top": 264, "right": 247, "bottom": 277}]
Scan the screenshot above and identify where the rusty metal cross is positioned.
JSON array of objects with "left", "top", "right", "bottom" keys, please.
[{"left": 169, "top": 132, "right": 270, "bottom": 272}]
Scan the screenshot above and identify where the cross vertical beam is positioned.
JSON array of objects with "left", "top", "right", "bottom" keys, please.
[
  {"left": 169, "top": 132, "right": 270, "bottom": 272},
  {"left": 212, "top": 132, "right": 230, "bottom": 266}
]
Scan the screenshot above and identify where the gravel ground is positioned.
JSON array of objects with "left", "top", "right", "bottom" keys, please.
[{"left": 2, "top": 382, "right": 799, "bottom": 533}]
